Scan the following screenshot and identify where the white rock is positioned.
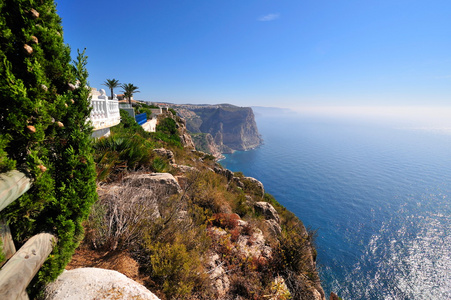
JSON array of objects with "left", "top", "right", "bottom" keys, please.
[
  {"left": 44, "top": 268, "right": 160, "bottom": 300},
  {"left": 124, "top": 173, "right": 182, "bottom": 195}
]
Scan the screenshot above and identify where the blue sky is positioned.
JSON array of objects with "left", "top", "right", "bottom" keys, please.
[{"left": 55, "top": 0, "right": 451, "bottom": 110}]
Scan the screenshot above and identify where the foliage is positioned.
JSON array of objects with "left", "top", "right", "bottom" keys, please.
[
  {"left": 152, "top": 117, "right": 182, "bottom": 147},
  {"left": 145, "top": 241, "right": 203, "bottom": 298},
  {"left": 121, "top": 82, "right": 140, "bottom": 104},
  {"left": 134, "top": 102, "right": 157, "bottom": 116},
  {"left": 0, "top": 134, "right": 15, "bottom": 172},
  {"left": 84, "top": 178, "right": 157, "bottom": 251},
  {"left": 209, "top": 213, "right": 240, "bottom": 230},
  {"left": 114, "top": 109, "right": 148, "bottom": 135},
  {"left": 156, "top": 117, "right": 177, "bottom": 135},
  {"left": 0, "top": 239, "right": 5, "bottom": 265},
  {"left": 137, "top": 189, "right": 212, "bottom": 299},
  {"left": 102, "top": 78, "right": 120, "bottom": 99},
  {"left": 94, "top": 111, "right": 189, "bottom": 181},
  {"left": 93, "top": 133, "right": 154, "bottom": 181},
  {"left": 0, "top": 1, "right": 97, "bottom": 294},
  {"left": 168, "top": 108, "right": 177, "bottom": 116}
]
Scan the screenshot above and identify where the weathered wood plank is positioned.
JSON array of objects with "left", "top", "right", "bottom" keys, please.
[
  {"left": 0, "top": 220, "right": 16, "bottom": 267},
  {"left": 0, "top": 233, "right": 56, "bottom": 300},
  {"left": 0, "top": 171, "right": 32, "bottom": 212}
]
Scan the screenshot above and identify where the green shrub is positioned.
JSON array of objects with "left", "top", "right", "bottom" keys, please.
[
  {"left": 114, "top": 109, "right": 148, "bottom": 136},
  {"left": 93, "top": 133, "right": 154, "bottom": 181},
  {"left": 232, "top": 192, "right": 252, "bottom": 217},
  {"left": 151, "top": 157, "right": 169, "bottom": 173},
  {"left": 151, "top": 131, "right": 182, "bottom": 148},
  {"left": 157, "top": 117, "right": 177, "bottom": 135},
  {"left": 0, "top": 1, "right": 97, "bottom": 294},
  {"left": 168, "top": 108, "right": 177, "bottom": 116},
  {"left": 0, "top": 239, "right": 5, "bottom": 265},
  {"left": 0, "top": 135, "right": 15, "bottom": 173},
  {"left": 146, "top": 241, "right": 201, "bottom": 298},
  {"left": 138, "top": 192, "right": 212, "bottom": 299}
]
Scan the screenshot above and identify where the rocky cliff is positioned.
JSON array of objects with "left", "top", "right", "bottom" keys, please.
[
  {"left": 190, "top": 133, "right": 224, "bottom": 159},
  {"left": 57, "top": 111, "right": 330, "bottom": 300},
  {"left": 174, "top": 104, "right": 262, "bottom": 154}
]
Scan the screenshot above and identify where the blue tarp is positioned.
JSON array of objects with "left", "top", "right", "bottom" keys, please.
[{"left": 135, "top": 113, "right": 147, "bottom": 125}]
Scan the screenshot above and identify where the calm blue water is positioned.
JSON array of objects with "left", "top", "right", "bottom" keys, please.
[{"left": 221, "top": 112, "right": 451, "bottom": 299}]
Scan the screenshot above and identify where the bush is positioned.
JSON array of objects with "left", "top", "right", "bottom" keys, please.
[
  {"left": 156, "top": 117, "right": 177, "bottom": 135},
  {"left": 114, "top": 110, "right": 148, "bottom": 136},
  {"left": 93, "top": 134, "right": 154, "bottom": 181},
  {"left": 137, "top": 191, "right": 212, "bottom": 299},
  {"left": 209, "top": 213, "right": 240, "bottom": 230},
  {"left": 145, "top": 241, "right": 202, "bottom": 299},
  {"left": 0, "top": 135, "right": 15, "bottom": 172},
  {"left": 151, "top": 117, "right": 182, "bottom": 147},
  {"left": 0, "top": 1, "right": 97, "bottom": 294}
]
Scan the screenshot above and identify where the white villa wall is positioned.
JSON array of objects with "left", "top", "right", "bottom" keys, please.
[
  {"left": 142, "top": 116, "right": 158, "bottom": 132},
  {"left": 89, "top": 88, "right": 120, "bottom": 138}
]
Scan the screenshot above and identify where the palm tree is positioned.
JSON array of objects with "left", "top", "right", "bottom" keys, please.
[
  {"left": 121, "top": 83, "right": 140, "bottom": 105},
  {"left": 102, "top": 78, "right": 121, "bottom": 99}
]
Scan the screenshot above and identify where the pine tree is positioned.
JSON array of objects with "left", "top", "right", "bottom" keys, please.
[{"left": 0, "top": 0, "right": 97, "bottom": 294}]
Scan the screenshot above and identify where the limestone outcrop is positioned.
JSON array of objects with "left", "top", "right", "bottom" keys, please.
[
  {"left": 242, "top": 176, "right": 265, "bottom": 198},
  {"left": 44, "top": 268, "right": 160, "bottom": 300},
  {"left": 254, "top": 201, "right": 280, "bottom": 223},
  {"left": 190, "top": 133, "right": 224, "bottom": 159},
  {"left": 175, "top": 104, "right": 262, "bottom": 153},
  {"left": 153, "top": 148, "right": 175, "bottom": 164},
  {"left": 213, "top": 166, "right": 234, "bottom": 182},
  {"left": 123, "top": 173, "right": 182, "bottom": 195},
  {"left": 176, "top": 116, "right": 196, "bottom": 149}
]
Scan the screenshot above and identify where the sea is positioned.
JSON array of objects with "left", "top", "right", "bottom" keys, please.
[{"left": 220, "top": 108, "right": 451, "bottom": 300}]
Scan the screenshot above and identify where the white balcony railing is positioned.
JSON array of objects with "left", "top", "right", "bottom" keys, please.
[{"left": 89, "top": 89, "right": 121, "bottom": 131}]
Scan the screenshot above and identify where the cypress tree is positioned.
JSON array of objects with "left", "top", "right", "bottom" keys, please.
[{"left": 0, "top": 0, "right": 97, "bottom": 294}]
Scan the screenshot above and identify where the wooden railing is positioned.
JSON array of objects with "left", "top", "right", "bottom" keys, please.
[{"left": 0, "top": 171, "right": 56, "bottom": 300}]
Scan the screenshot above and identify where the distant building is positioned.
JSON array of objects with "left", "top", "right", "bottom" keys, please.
[{"left": 89, "top": 88, "right": 121, "bottom": 138}]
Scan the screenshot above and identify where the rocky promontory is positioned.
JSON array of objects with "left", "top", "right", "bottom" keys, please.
[
  {"left": 49, "top": 108, "right": 329, "bottom": 300},
  {"left": 174, "top": 104, "right": 263, "bottom": 154}
]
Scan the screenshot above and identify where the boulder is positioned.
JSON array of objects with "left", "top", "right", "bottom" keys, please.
[
  {"left": 123, "top": 173, "right": 182, "bottom": 195},
  {"left": 236, "top": 228, "right": 272, "bottom": 259},
  {"left": 254, "top": 202, "right": 280, "bottom": 224},
  {"left": 213, "top": 167, "right": 234, "bottom": 182},
  {"left": 153, "top": 148, "right": 175, "bottom": 164},
  {"left": 206, "top": 253, "right": 230, "bottom": 297},
  {"left": 265, "top": 219, "right": 282, "bottom": 236},
  {"left": 232, "top": 177, "right": 244, "bottom": 189},
  {"left": 98, "top": 185, "right": 161, "bottom": 219},
  {"left": 174, "top": 164, "right": 198, "bottom": 173},
  {"left": 243, "top": 176, "right": 265, "bottom": 198},
  {"left": 44, "top": 268, "right": 160, "bottom": 300}
]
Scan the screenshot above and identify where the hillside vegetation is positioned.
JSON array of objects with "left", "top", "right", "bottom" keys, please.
[
  {"left": 0, "top": 1, "right": 97, "bottom": 296},
  {"left": 80, "top": 111, "right": 325, "bottom": 300}
]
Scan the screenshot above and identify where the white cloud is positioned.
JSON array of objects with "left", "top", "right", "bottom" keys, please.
[{"left": 258, "top": 13, "right": 280, "bottom": 22}]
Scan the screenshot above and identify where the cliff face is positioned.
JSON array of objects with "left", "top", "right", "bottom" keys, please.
[
  {"left": 65, "top": 112, "right": 328, "bottom": 300},
  {"left": 190, "top": 133, "right": 224, "bottom": 159},
  {"left": 175, "top": 104, "right": 262, "bottom": 153}
]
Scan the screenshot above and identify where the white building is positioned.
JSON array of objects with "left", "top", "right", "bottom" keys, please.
[{"left": 89, "top": 88, "right": 121, "bottom": 138}]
